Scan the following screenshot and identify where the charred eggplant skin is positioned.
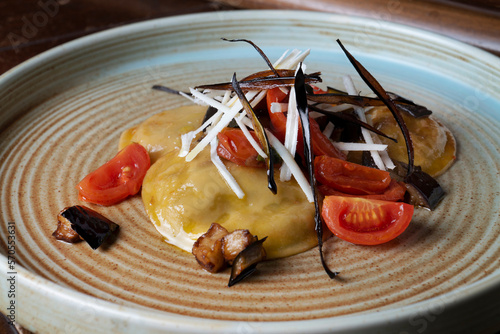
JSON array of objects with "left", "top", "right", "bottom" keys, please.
[
  {"left": 57, "top": 205, "right": 119, "bottom": 250},
  {"left": 228, "top": 237, "right": 267, "bottom": 287},
  {"left": 405, "top": 169, "right": 445, "bottom": 210}
]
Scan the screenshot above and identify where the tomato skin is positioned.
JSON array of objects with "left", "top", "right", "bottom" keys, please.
[
  {"left": 322, "top": 196, "right": 414, "bottom": 245},
  {"left": 315, "top": 155, "right": 391, "bottom": 195},
  {"left": 266, "top": 87, "right": 289, "bottom": 114},
  {"left": 309, "top": 117, "right": 346, "bottom": 159},
  {"left": 266, "top": 87, "right": 289, "bottom": 143},
  {"left": 318, "top": 179, "right": 407, "bottom": 202},
  {"left": 217, "top": 128, "right": 264, "bottom": 167},
  {"left": 77, "top": 143, "right": 150, "bottom": 206},
  {"left": 266, "top": 88, "right": 346, "bottom": 160}
]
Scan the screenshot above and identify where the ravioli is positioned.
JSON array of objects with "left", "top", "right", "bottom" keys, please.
[
  {"left": 142, "top": 149, "right": 317, "bottom": 259},
  {"left": 119, "top": 105, "right": 206, "bottom": 164},
  {"left": 366, "top": 107, "right": 456, "bottom": 177},
  {"left": 120, "top": 106, "right": 318, "bottom": 259}
]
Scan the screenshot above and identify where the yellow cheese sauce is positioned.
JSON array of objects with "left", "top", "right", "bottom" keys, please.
[{"left": 122, "top": 106, "right": 318, "bottom": 259}]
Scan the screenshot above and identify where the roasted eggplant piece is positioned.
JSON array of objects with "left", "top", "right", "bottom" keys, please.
[
  {"left": 53, "top": 210, "right": 83, "bottom": 244},
  {"left": 404, "top": 169, "right": 445, "bottom": 210},
  {"left": 54, "top": 205, "right": 119, "bottom": 249},
  {"left": 228, "top": 237, "right": 267, "bottom": 287},
  {"left": 193, "top": 223, "right": 266, "bottom": 285},
  {"left": 222, "top": 229, "right": 257, "bottom": 264},
  {"left": 391, "top": 161, "right": 445, "bottom": 210},
  {"left": 192, "top": 223, "right": 229, "bottom": 273}
]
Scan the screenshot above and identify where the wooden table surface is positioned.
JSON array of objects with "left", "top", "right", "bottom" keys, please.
[
  {"left": 1, "top": 0, "right": 499, "bottom": 333},
  {"left": 1, "top": 0, "right": 499, "bottom": 76}
]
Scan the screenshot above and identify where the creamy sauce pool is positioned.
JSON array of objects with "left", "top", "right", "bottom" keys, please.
[{"left": 120, "top": 106, "right": 318, "bottom": 259}]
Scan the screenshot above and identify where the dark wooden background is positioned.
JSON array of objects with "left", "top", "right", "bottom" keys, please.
[{"left": 1, "top": 0, "right": 499, "bottom": 75}]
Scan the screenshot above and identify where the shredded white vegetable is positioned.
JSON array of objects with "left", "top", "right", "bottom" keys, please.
[
  {"left": 176, "top": 49, "right": 314, "bottom": 199},
  {"left": 210, "top": 138, "right": 245, "bottom": 199},
  {"left": 280, "top": 86, "right": 299, "bottom": 182},
  {"left": 308, "top": 111, "right": 324, "bottom": 119},
  {"left": 273, "top": 48, "right": 290, "bottom": 66},
  {"left": 267, "top": 131, "right": 313, "bottom": 203},
  {"left": 185, "top": 89, "right": 259, "bottom": 162},
  {"left": 322, "top": 122, "right": 335, "bottom": 138},
  {"left": 270, "top": 102, "right": 287, "bottom": 114},
  {"left": 316, "top": 103, "right": 353, "bottom": 113},
  {"left": 179, "top": 108, "right": 223, "bottom": 157},
  {"left": 333, "top": 142, "right": 387, "bottom": 151},
  {"left": 343, "top": 75, "right": 388, "bottom": 170},
  {"left": 178, "top": 132, "right": 196, "bottom": 158},
  {"left": 276, "top": 49, "right": 310, "bottom": 69},
  {"left": 221, "top": 90, "right": 232, "bottom": 104},
  {"left": 233, "top": 113, "right": 267, "bottom": 158}
]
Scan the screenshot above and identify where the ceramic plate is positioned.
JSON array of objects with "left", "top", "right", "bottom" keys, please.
[{"left": 0, "top": 10, "right": 499, "bottom": 334}]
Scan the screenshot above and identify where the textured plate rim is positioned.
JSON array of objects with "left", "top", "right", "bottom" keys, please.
[
  {"left": 1, "top": 9, "right": 499, "bottom": 333},
  {"left": 15, "top": 263, "right": 500, "bottom": 333}
]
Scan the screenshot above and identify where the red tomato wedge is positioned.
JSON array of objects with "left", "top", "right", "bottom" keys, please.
[
  {"left": 77, "top": 143, "right": 150, "bottom": 206},
  {"left": 322, "top": 196, "right": 414, "bottom": 245},
  {"left": 266, "top": 87, "right": 289, "bottom": 142},
  {"left": 266, "top": 87, "right": 346, "bottom": 160},
  {"left": 217, "top": 128, "right": 264, "bottom": 167},
  {"left": 315, "top": 155, "right": 391, "bottom": 195},
  {"left": 318, "top": 179, "right": 407, "bottom": 202}
]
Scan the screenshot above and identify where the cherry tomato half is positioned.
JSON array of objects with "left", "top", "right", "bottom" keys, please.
[
  {"left": 315, "top": 155, "right": 391, "bottom": 195},
  {"left": 266, "top": 87, "right": 345, "bottom": 160},
  {"left": 322, "top": 196, "right": 414, "bottom": 245},
  {"left": 217, "top": 128, "right": 264, "bottom": 167},
  {"left": 318, "top": 179, "right": 407, "bottom": 202},
  {"left": 77, "top": 143, "right": 150, "bottom": 206}
]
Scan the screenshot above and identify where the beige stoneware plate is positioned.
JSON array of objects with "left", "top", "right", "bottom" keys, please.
[{"left": 0, "top": 10, "right": 499, "bottom": 334}]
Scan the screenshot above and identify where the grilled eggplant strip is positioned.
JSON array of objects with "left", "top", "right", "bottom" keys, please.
[
  {"left": 195, "top": 72, "right": 321, "bottom": 91},
  {"left": 152, "top": 85, "right": 190, "bottom": 96},
  {"left": 387, "top": 92, "right": 433, "bottom": 118},
  {"left": 336, "top": 39, "right": 415, "bottom": 177},
  {"left": 325, "top": 85, "right": 432, "bottom": 118},
  {"left": 308, "top": 93, "right": 432, "bottom": 119},
  {"left": 308, "top": 104, "right": 397, "bottom": 142},
  {"left": 222, "top": 38, "right": 281, "bottom": 77},
  {"left": 308, "top": 93, "right": 384, "bottom": 107},
  {"left": 295, "top": 65, "right": 339, "bottom": 279},
  {"left": 231, "top": 73, "right": 278, "bottom": 194},
  {"left": 242, "top": 69, "right": 309, "bottom": 81}
]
